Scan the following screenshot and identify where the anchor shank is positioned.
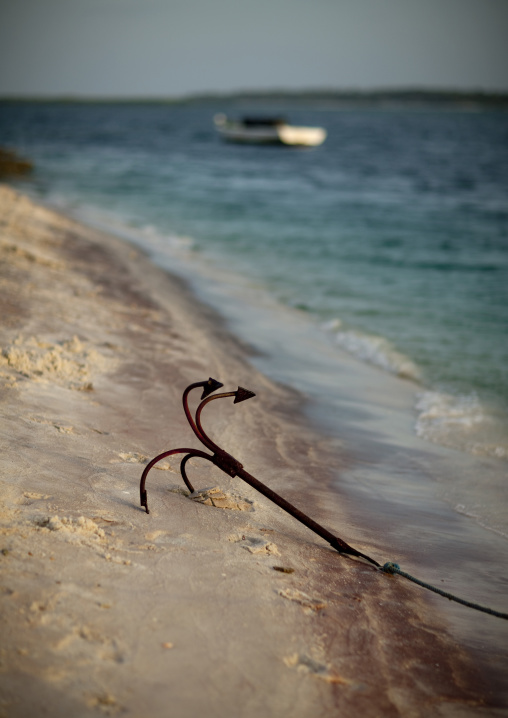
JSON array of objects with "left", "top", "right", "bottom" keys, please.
[{"left": 236, "top": 466, "right": 379, "bottom": 566}]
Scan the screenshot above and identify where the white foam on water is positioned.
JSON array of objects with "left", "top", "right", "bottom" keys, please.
[
  {"left": 63, "top": 201, "right": 197, "bottom": 258},
  {"left": 454, "top": 503, "right": 508, "bottom": 540},
  {"left": 136, "top": 224, "right": 195, "bottom": 252},
  {"left": 322, "top": 320, "right": 421, "bottom": 381},
  {"left": 415, "top": 390, "right": 508, "bottom": 460}
]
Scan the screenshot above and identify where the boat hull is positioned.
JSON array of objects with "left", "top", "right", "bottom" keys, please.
[{"left": 214, "top": 115, "right": 326, "bottom": 147}]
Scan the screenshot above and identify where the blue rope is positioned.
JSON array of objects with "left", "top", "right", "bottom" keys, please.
[{"left": 382, "top": 562, "right": 508, "bottom": 620}]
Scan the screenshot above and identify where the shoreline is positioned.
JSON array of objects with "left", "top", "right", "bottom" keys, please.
[
  {"left": 0, "top": 185, "right": 506, "bottom": 716},
  {"left": 2, "top": 89, "right": 508, "bottom": 109}
]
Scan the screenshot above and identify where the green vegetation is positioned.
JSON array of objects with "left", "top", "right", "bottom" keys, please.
[{"left": 1, "top": 88, "right": 507, "bottom": 109}]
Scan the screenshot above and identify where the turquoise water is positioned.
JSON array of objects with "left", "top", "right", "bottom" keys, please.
[{"left": 2, "top": 100, "right": 508, "bottom": 457}]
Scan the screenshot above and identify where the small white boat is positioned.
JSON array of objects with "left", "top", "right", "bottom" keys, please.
[{"left": 213, "top": 114, "right": 327, "bottom": 147}]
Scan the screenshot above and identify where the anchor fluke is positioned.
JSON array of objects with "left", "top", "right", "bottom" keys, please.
[
  {"left": 200, "top": 377, "right": 224, "bottom": 400},
  {"left": 234, "top": 387, "right": 256, "bottom": 404}
]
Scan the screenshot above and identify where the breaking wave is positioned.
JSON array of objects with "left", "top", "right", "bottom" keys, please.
[
  {"left": 322, "top": 319, "right": 421, "bottom": 381},
  {"left": 415, "top": 391, "right": 508, "bottom": 460}
]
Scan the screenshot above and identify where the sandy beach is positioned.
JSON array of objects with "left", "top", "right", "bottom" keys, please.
[{"left": 0, "top": 184, "right": 506, "bottom": 717}]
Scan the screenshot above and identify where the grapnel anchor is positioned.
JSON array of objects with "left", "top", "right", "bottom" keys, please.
[{"left": 139, "top": 377, "right": 380, "bottom": 566}]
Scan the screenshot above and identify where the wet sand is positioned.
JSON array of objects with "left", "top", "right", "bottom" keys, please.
[{"left": 0, "top": 185, "right": 506, "bottom": 717}]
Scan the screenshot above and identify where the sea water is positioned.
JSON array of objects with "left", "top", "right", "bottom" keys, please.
[{"left": 2, "top": 100, "right": 507, "bottom": 542}]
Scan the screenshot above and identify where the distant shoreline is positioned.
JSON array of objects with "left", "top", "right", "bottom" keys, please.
[{"left": 1, "top": 88, "right": 508, "bottom": 109}]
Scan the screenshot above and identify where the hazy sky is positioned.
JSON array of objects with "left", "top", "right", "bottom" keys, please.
[{"left": 1, "top": 0, "right": 508, "bottom": 97}]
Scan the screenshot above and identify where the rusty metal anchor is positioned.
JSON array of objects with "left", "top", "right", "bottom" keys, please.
[{"left": 140, "top": 378, "right": 380, "bottom": 567}]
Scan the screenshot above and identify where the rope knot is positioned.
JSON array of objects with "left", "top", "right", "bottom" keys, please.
[{"left": 382, "top": 562, "right": 400, "bottom": 574}]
